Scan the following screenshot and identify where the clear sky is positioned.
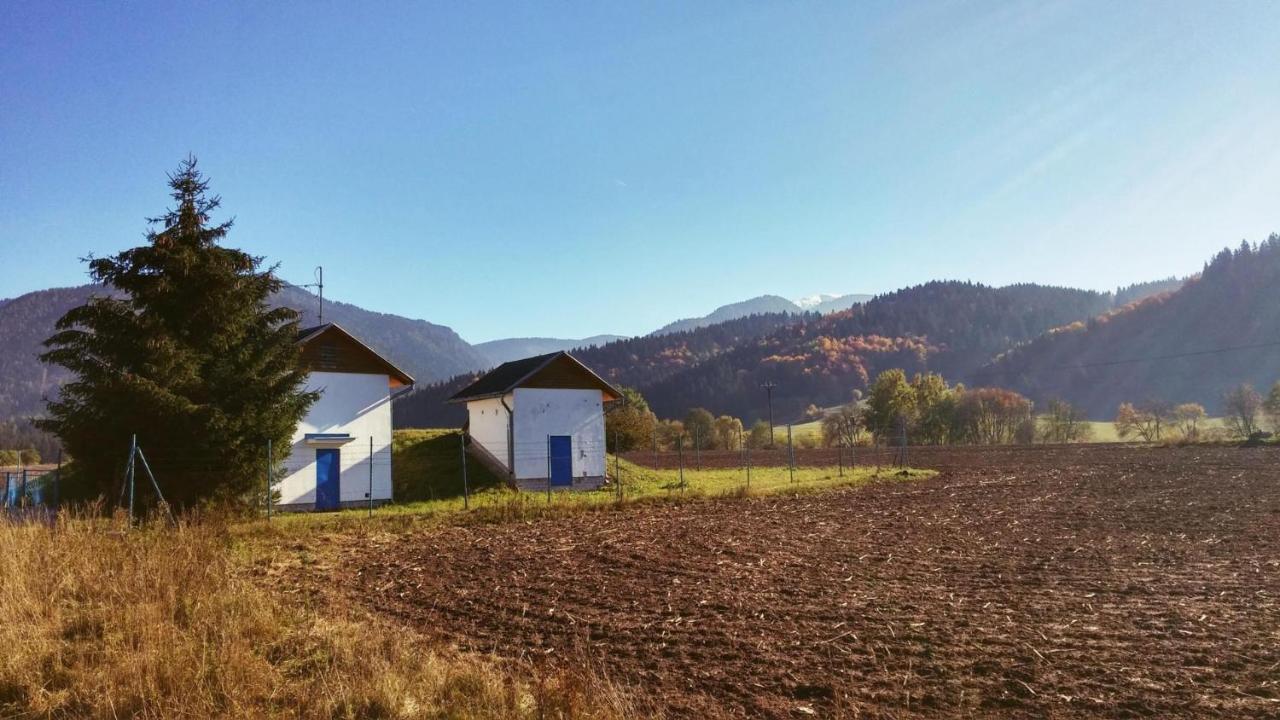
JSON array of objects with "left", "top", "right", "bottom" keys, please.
[{"left": 3, "top": 2, "right": 1279, "bottom": 342}]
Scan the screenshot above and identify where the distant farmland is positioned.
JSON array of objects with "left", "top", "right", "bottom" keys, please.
[{"left": 772, "top": 416, "right": 1232, "bottom": 446}]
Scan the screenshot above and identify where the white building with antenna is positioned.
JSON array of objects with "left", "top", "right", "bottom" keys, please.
[{"left": 275, "top": 323, "right": 414, "bottom": 511}]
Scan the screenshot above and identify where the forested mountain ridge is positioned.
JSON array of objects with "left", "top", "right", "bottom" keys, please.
[
  {"left": 1113, "top": 276, "right": 1186, "bottom": 307},
  {"left": 394, "top": 282, "right": 1113, "bottom": 427},
  {"left": 275, "top": 284, "right": 489, "bottom": 380},
  {"left": 630, "top": 282, "right": 1113, "bottom": 421},
  {"left": 983, "top": 237, "right": 1280, "bottom": 417},
  {"left": 0, "top": 285, "right": 106, "bottom": 423},
  {"left": 4, "top": 261, "right": 1244, "bottom": 433}
]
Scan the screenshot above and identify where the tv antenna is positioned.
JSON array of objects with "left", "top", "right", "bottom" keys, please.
[{"left": 299, "top": 266, "right": 324, "bottom": 324}]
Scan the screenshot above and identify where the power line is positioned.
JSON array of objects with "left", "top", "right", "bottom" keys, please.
[{"left": 968, "top": 337, "right": 1280, "bottom": 385}]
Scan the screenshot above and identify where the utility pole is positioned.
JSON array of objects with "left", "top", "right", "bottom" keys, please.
[{"left": 761, "top": 381, "right": 777, "bottom": 448}]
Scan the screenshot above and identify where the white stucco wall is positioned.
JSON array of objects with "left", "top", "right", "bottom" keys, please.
[
  {"left": 466, "top": 395, "right": 511, "bottom": 472},
  {"left": 512, "top": 387, "right": 606, "bottom": 480},
  {"left": 278, "top": 371, "right": 393, "bottom": 507}
]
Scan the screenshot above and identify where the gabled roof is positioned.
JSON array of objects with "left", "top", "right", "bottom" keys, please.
[
  {"left": 448, "top": 351, "right": 621, "bottom": 403},
  {"left": 295, "top": 323, "right": 415, "bottom": 388}
]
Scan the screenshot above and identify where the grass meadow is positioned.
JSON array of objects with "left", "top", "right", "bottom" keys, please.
[{"left": 0, "top": 513, "right": 637, "bottom": 720}]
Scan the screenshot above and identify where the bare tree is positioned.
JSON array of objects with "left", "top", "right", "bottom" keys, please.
[
  {"left": 1222, "top": 384, "right": 1263, "bottom": 439},
  {"left": 1171, "top": 403, "right": 1207, "bottom": 441},
  {"left": 1114, "top": 401, "right": 1172, "bottom": 442},
  {"left": 821, "top": 403, "right": 864, "bottom": 448},
  {"left": 1039, "top": 399, "right": 1092, "bottom": 443}
]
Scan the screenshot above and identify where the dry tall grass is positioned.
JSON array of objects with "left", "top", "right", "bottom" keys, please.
[{"left": 0, "top": 512, "right": 638, "bottom": 719}]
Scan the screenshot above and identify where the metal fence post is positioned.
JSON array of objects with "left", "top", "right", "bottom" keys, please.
[
  {"left": 368, "top": 436, "right": 375, "bottom": 517},
  {"left": 894, "top": 417, "right": 908, "bottom": 468},
  {"left": 875, "top": 425, "right": 883, "bottom": 473},
  {"left": 265, "top": 438, "right": 273, "bottom": 521},
  {"left": 614, "top": 428, "right": 621, "bottom": 501},
  {"left": 787, "top": 424, "right": 795, "bottom": 484},
  {"left": 53, "top": 450, "right": 62, "bottom": 511},
  {"left": 677, "top": 435, "right": 685, "bottom": 491},
  {"left": 739, "top": 428, "right": 745, "bottom": 487},
  {"left": 901, "top": 421, "right": 909, "bottom": 468},
  {"left": 838, "top": 438, "right": 844, "bottom": 477},
  {"left": 695, "top": 427, "right": 701, "bottom": 470},
  {"left": 128, "top": 433, "right": 137, "bottom": 520},
  {"left": 460, "top": 431, "right": 470, "bottom": 510},
  {"left": 546, "top": 435, "right": 552, "bottom": 503}
]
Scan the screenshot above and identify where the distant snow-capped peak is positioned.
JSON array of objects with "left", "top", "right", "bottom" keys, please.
[{"left": 793, "top": 293, "right": 841, "bottom": 309}]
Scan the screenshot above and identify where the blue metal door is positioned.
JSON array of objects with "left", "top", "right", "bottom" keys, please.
[
  {"left": 315, "top": 449, "right": 341, "bottom": 510},
  {"left": 549, "top": 436, "right": 573, "bottom": 486}
]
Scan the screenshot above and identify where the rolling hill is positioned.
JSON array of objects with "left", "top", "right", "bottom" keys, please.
[
  {"left": 473, "top": 334, "right": 627, "bottom": 367},
  {"left": 650, "top": 295, "right": 803, "bottom": 335},
  {"left": 648, "top": 292, "right": 872, "bottom": 335}
]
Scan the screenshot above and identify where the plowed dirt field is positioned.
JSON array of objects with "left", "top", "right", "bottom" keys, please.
[{"left": 336, "top": 446, "right": 1280, "bottom": 717}]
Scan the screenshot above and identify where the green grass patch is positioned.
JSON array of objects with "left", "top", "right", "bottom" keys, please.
[
  {"left": 773, "top": 419, "right": 824, "bottom": 445},
  {"left": 391, "top": 428, "right": 505, "bottom": 502},
  {"left": 1081, "top": 417, "right": 1229, "bottom": 443},
  {"left": 254, "top": 430, "right": 933, "bottom": 533}
]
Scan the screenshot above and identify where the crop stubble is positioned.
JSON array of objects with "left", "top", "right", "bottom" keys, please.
[{"left": 340, "top": 446, "right": 1280, "bottom": 717}]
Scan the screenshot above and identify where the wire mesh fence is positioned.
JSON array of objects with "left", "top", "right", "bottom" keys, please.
[{"left": 2, "top": 467, "right": 61, "bottom": 519}]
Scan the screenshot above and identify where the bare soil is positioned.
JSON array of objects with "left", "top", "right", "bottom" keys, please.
[{"left": 328, "top": 446, "right": 1280, "bottom": 718}]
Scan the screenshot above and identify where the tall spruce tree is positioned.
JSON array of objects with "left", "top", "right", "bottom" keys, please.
[{"left": 39, "top": 157, "right": 316, "bottom": 507}]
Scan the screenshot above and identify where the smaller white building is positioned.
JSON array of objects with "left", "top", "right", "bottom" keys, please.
[
  {"left": 277, "top": 323, "right": 415, "bottom": 510},
  {"left": 450, "top": 352, "right": 620, "bottom": 491}
]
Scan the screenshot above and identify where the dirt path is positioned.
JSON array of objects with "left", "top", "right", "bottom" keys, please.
[{"left": 334, "top": 447, "right": 1280, "bottom": 717}]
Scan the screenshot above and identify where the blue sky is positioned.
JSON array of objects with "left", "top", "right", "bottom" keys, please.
[{"left": 3, "top": 2, "right": 1278, "bottom": 342}]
